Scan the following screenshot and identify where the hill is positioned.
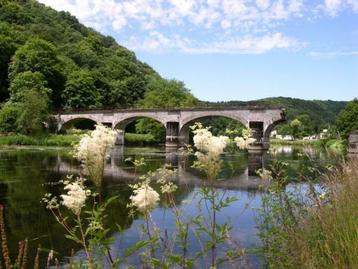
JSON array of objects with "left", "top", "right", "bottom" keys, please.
[
  {"left": 0, "top": 0, "right": 196, "bottom": 110},
  {"left": 206, "top": 97, "right": 347, "bottom": 130}
]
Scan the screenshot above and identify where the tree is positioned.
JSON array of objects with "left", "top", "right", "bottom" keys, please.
[
  {"left": 9, "top": 71, "right": 51, "bottom": 102},
  {"left": 16, "top": 89, "right": 50, "bottom": 134},
  {"left": 0, "top": 34, "right": 16, "bottom": 101},
  {"left": 0, "top": 71, "right": 51, "bottom": 134},
  {"left": 135, "top": 119, "right": 166, "bottom": 141},
  {"left": 138, "top": 78, "right": 198, "bottom": 108},
  {"left": 290, "top": 118, "right": 302, "bottom": 139},
  {"left": 62, "top": 70, "right": 102, "bottom": 109},
  {"left": 295, "top": 114, "right": 315, "bottom": 137},
  {"left": 336, "top": 99, "right": 358, "bottom": 138},
  {"left": 8, "top": 38, "right": 65, "bottom": 107},
  {"left": 135, "top": 78, "right": 198, "bottom": 140},
  {"left": 0, "top": 102, "right": 20, "bottom": 133}
]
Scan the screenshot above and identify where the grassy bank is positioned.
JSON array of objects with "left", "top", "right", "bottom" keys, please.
[
  {"left": 271, "top": 138, "right": 345, "bottom": 151},
  {"left": 0, "top": 133, "right": 161, "bottom": 147},
  {"left": 124, "top": 133, "right": 160, "bottom": 146},
  {"left": 0, "top": 134, "right": 81, "bottom": 146},
  {"left": 258, "top": 158, "right": 358, "bottom": 269}
]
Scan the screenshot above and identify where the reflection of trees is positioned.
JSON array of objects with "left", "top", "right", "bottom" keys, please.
[{"left": 0, "top": 150, "right": 77, "bottom": 266}]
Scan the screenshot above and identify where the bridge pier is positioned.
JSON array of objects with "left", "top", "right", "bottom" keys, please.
[
  {"left": 166, "top": 122, "right": 180, "bottom": 147},
  {"left": 115, "top": 130, "right": 124, "bottom": 146}
]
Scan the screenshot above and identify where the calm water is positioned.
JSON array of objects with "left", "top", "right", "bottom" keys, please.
[{"left": 0, "top": 145, "right": 341, "bottom": 268}]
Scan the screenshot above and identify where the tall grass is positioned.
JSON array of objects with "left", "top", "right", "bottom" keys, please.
[
  {"left": 259, "top": 157, "right": 358, "bottom": 269},
  {"left": 124, "top": 133, "right": 159, "bottom": 145},
  {"left": 0, "top": 134, "right": 81, "bottom": 147}
]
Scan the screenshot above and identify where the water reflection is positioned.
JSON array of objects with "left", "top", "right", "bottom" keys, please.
[
  {"left": 0, "top": 145, "right": 341, "bottom": 268},
  {"left": 54, "top": 146, "right": 268, "bottom": 191}
]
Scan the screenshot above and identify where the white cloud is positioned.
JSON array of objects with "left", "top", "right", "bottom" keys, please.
[
  {"left": 324, "top": 0, "right": 342, "bottom": 16},
  {"left": 37, "top": 0, "right": 358, "bottom": 54},
  {"left": 182, "top": 33, "right": 301, "bottom": 54},
  {"left": 256, "top": 0, "right": 271, "bottom": 10},
  {"left": 127, "top": 32, "right": 301, "bottom": 54},
  {"left": 347, "top": 0, "right": 358, "bottom": 12},
  {"left": 221, "top": 19, "right": 232, "bottom": 29}
]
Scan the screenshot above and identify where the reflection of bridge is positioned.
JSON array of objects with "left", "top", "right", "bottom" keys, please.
[
  {"left": 52, "top": 148, "right": 269, "bottom": 191},
  {"left": 55, "top": 107, "right": 285, "bottom": 151}
]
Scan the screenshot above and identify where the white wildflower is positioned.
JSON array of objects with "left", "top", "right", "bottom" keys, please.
[
  {"left": 191, "top": 123, "right": 229, "bottom": 180},
  {"left": 192, "top": 124, "right": 228, "bottom": 157},
  {"left": 61, "top": 177, "right": 89, "bottom": 215},
  {"left": 74, "top": 124, "right": 117, "bottom": 186},
  {"left": 128, "top": 181, "right": 160, "bottom": 215},
  {"left": 234, "top": 128, "right": 256, "bottom": 150},
  {"left": 160, "top": 182, "right": 178, "bottom": 194},
  {"left": 257, "top": 168, "right": 273, "bottom": 180}
]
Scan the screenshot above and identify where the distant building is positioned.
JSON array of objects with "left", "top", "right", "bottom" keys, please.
[
  {"left": 319, "top": 129, "right": 329, "bottom": 139},
  {"left": 283, "top": 135, "right": 294, "bottom": 141},
  {"left": 303, "top": 136, "right": 317, "bottom": 140},
  {"left": 348, "top": 131, "right": 358, "bottom": 154},
  {"left": 270, "top": 130, "right": 278, "bottom": 137}
]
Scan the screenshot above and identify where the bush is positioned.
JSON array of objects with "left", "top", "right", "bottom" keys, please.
[{"left": 0, "top": 102, "right": 20, "bottom": 132}]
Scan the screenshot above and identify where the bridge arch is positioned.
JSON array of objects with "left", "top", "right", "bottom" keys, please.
[
  {"left": 59, "top": 117, "right": 99, "bottom": 132},
  {"left": 113, "top": 116, "right": 167, "bottom": 146},
  {"left": 113, "top": 116, "right": 166, "bottom": 130},
  {"left": 263, "top": 118, "right": 286, "bottom": 141},
  {"left": 179, "top": 114, "right": 248, "bottom": 145}
]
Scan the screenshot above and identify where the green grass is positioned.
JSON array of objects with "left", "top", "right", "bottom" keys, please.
[
  {"left": 124, "top": 133, "right": 160, "bottom": 146},
  {"left": 0, "top": 134, "right": 81, "bottom": 146},
  {"left": 260, "top": 159, "right": 358, "bottom": 269},
  {"left": 271, "top": 138, "right": 322, "bottom": 146},
  {"left": 0, "top": 133, "right": 162, "bottom": 147}
]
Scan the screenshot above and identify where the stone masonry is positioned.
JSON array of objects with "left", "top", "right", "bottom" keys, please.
[{"left": 55, "top": 107, "right": 285, "bottom": 151}]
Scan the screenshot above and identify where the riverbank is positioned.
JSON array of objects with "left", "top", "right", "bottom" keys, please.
[
  {"left": 0, "top": 134, "right": 81, "bottom": 146},
  {"left": 258, "top": 156, "right": 358, "bottom": 268},
  {"left": 271, "top": 138, "right": 345, "bottom": 151},
  {"left": 0, "top": 133, "right": 160, "bottom": 147}
]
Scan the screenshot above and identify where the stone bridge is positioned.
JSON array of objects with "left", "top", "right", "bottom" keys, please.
[{"left": 54, "top": 107, "right": 285, "bottom": 150}]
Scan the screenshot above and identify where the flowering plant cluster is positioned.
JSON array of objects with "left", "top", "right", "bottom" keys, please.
[
  {"left": 234, "top": 128, "right": 257, "bottom": 149},
  {"left": 74, "top": 124, "right": 117, "bottom": 187},
  {"left": 191, "top": 123, "right": 229, "bottom": 180},
  {"left": 42, "top": 176, "right": 91, "bottom": 215},
  {"left": 128, "top": 179, "right": 160, "bottom": 215},
  {"left": 61, "top": 176, "right": 91, "bottom": 215}
]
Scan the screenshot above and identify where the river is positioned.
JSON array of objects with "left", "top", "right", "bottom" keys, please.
[{"left": 0, "top": 145, "right": 341, "bottom": 268}]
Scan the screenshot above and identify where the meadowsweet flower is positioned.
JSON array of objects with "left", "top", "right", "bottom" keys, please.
[
  {"left": 61, "top": 177, "right": 90, "bottom": 215},
  {"left": 234, "top": 128, "right": 256, "bottom": 150},
  {"left": 128, "top": 180, "right": 160, "bottom": 215},
  {"left": 257, "top": 168, "right": 273, "bottom": 180},
  {"left": 42, "top": 193, "right": 60, "bottom": 210},
  {"left": 192, "top": 124, "right": 228, "bottom": 157},
  {"left": 74, "top": 124, "right": 117, "bottom": 186},
  {"left": 191, "top": 123, "right": 228, "bottom": 180},
  {"left": 160, "top": 182, "right": 178, "bottom": 194}
]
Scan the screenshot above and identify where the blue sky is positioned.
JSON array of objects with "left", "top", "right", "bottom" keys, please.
[{"left": 39, "top": 0, "right": 358, "bottom": 101}]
